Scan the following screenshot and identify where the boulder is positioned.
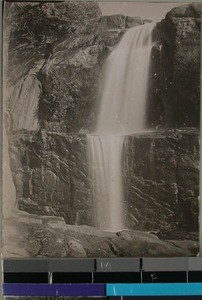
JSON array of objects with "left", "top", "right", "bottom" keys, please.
[{"left": 166, "top": 3, "right": 201, "bottom": 18}]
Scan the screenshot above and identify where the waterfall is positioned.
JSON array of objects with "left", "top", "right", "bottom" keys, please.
[
  {"left": 88, "top": 23, "right": 156, "bottom": 232},
  {"left": 87, "top": 135, "right": 125, "bottom": 231}
]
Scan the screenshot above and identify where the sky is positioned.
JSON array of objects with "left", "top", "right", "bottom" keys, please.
[{"left": 99, "top": 2, "right": 187, "bottom": 22}]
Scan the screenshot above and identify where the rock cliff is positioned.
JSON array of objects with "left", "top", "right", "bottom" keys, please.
[
  {"left": 123, "top": 129, "right": 199, "bottom": 234},
  {"left": 153, "top": 3, "right": 201, "bottom": 128}
]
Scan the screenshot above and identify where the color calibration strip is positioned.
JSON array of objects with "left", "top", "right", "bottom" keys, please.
[
  {"left": 3, "top": 283, "right": 202, "bottom": 297},
  {"left": 3, "top": 258, "right": 202, "bottom": 297}
]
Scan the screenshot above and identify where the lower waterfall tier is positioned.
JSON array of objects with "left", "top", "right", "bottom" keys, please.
[
  {"left": 87, "top": 134, "right": 125, "bottom": 232},
  {"left": 7, "top": 128, "right": 199, "bottom": 238}
]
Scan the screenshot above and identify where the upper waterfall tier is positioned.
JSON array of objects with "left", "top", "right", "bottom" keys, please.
[{"left": 96, "top": 22, "right": 156, "bottom": 135}]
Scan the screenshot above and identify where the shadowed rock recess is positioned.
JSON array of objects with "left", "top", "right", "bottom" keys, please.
[{"left": 3, "top": 2, "right": 201, "bottom": 257}]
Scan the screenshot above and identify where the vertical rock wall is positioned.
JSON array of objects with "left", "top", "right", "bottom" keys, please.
[
  {"left": 155, "top": 3, "right": 201, "bottom": 128},
  {"left": 123, "top": 129, "right": 199, "bottom": 236}
]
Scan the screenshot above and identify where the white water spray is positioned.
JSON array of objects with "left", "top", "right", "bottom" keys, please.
[{"left": 88, "top": 23, "right": 156, "bottom": 232}]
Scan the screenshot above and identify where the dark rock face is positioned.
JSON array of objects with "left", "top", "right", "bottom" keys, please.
[
  {"left": 154, "top": 3, "right": 201, "bottom": 128},
  {"left": 123, "top": 129, "right": 199, "bottom": 234},
  {"left": 9, "top": 131, "right": 93, "bottom": 226},
  {"left": 6, "top": 1, "right": 102, "bottom": 83}
]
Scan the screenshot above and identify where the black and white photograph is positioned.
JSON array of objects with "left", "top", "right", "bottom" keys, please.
[{"left": 2, "top": 1, "right": 201, "bottom": 258}]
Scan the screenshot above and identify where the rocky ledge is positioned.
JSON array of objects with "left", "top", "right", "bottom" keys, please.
[{"left": 3, "top": 210, "right": 198, "bottom": 258}]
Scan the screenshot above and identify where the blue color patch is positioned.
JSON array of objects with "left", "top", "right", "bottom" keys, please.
[
  {"left": 3, "top": 283, "right": 105, "bottom": 296},
  {"left": 106, "top": 283, "right": 202, "bottom": 296}
]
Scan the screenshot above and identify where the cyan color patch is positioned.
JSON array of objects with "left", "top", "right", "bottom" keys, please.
[{"left": 106, "top": 283, "right": 202, "bottom": 296}]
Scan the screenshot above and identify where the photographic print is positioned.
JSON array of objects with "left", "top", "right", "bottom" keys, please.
[{"left": 2, "top": 1, "right": 201, "bottom": 258}]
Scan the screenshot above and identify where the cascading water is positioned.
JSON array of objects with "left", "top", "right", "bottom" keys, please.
[
  {"left": 88, "top": 23, "right": 156, "bottom": 232},
  {"left": 88, "top": 135, "right": 125, "bottom": 231}
]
